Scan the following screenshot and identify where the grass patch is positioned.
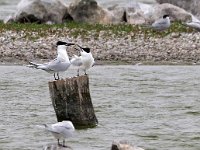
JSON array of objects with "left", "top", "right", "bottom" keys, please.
[{"left": 0, "top": 21, "right": 195, "bottom": 40}]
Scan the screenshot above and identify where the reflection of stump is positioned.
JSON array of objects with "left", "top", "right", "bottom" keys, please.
[{"left": 48, "top": 75, "right": 98, "bottom": 128}]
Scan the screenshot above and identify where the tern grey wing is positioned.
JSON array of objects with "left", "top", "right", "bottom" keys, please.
[
  {"left": 51, "top": 123, "right": 74, "bottom": 138},
  {"left": 70, "top": 55, "right": 82, "bottom": 66},
  {"left": 27, "top": 61, "right": 54, "bottom": 72},
  {"left": 152, "top": 19, "right": 168, "bottom": 28},
  {"left": 45, "top": 58, "right": 60, "bottom": 70},
  {"left": 33, "top": 59, "right": 59, "bottom": 73}
]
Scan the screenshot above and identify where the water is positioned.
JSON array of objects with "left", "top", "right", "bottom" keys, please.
[
  {"left": 0, "top": 0, "right": 155, "bottom": 21},
  {"left": 0, "top": 65, "right": 200, "bottom": 150}
]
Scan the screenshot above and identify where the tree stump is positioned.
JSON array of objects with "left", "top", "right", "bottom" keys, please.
[{"left": 48, "top": 75, "right": 98, "bottom": 128}]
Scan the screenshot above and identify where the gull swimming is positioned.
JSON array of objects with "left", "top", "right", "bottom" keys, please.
[
  {"left": 27, "top": 41, "right": 74, "bottom": 80},
  {"left": 43, "top": 121, "right": 75, "bottom": 147},
  {"left": 145, "top": 15, "right": 171, "bottom": 31},
  {"left": 70, "top": 45, "right": 95, "bottom": 76}
]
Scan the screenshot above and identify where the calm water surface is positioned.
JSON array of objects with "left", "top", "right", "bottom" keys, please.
[{"left": 0, "top": 65, "right": 200, "bottom": 150}]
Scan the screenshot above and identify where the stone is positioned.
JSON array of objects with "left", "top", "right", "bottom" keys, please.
[
  {"left": 69, "top": 0, "right": 123, "bottom": 24},
  {"left": 107, "top": 3, "right": 146, "bottom": 25},
  {"left": 126, "top": 7, "right": 145, "bottom": 25},
  {"left": 7, "top": 0, "right": 72, "bottom": 24},
  {"left": 156, "top": 0, "right": 200, "bottom": 19},
  {"left": 69, "top": 0, "right": 104, "bottom": 23},
  {"left": 145, "top": 3, "right": 192, "bottom": 24},
  {"left": 105, "top": 2, "right": 192, "bottom": 25},
  {"left": 111, "top": 141, "right": 145, "bottom": 150},
  {"left": 107, "top": 5, "right": 126, "bottom": 23}
]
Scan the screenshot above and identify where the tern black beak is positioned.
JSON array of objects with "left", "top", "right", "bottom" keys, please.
[
  {"left": 76, "top": 44, "right": 83, "bottom": 49},
  {"left": 65, "top": 43, "right": 75, "bottom": 46},
  {"left": 76, "top": 44, "right": 90, "bottom": 53}
]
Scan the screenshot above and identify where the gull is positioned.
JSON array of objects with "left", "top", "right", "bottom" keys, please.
[
  {"left": 43, "top": 121, "right": 75, "bottom": 147},
  {"left": 144, "top": 15, "right": 171, "bottom": 31},
  {"left": 27, "top": 41, "right": 74, "bottom": 80},
  {"left": 70, "top": 45, "right": 95, "bottom": 76}
]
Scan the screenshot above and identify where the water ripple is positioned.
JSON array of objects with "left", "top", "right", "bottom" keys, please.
[{"left": 0, "top": 65, "right": 200, "bottom": 150}]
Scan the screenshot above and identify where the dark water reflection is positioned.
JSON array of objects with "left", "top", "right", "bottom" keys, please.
[{"left": 0, "top": 65, "right": 200, "bottom": 150}]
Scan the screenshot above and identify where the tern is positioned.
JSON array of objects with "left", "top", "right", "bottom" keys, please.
[
  {"left": 43, "top": 121, "right": 75, "bottom": 147},
  {"left": 152, "top": 14, "right": 170, "bottom": 31},
  {"left": 144, "top": 15, "right": 171, "bottom": 31},
  {"left": 27, "top": 41, "right": 74, "bottom": 80},
  {"left": 70, "top": 45, "right": 95, "bottom": 76}
]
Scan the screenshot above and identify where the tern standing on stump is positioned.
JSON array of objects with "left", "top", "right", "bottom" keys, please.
[
  {"left": 43, "top": 121, "right": 75, "bottom": 147},
  {"left": 70, "top": 45, "right": 95, "bottom": 76},
  {"left": 27, "top": 41, "right": 74, "bottom": 80}
]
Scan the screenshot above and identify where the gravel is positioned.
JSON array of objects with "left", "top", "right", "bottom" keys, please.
[{"left": 0, "top": 28, "right": 200, "bottom": 65}]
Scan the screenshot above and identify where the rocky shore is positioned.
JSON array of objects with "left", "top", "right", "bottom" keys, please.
[
  {"left": 0, "top": 23, "right": 200, "bottom": 65},
  {"left": 1, "top": 0, "right": 200, "bottom": 65}
]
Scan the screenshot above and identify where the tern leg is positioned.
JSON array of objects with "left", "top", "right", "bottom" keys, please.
[
  {"left": 77, "top": 69, "right": 79, "bottom": 76},
  {"left": 54, "top": 73, "right": 59, "bottom": 80},
  {"left": 57, "top": 139, "right": 61, "bottom": 146},
  {"left": 84, "top": 70, "right": 87, "bottom": 75},
  {"left": 54, "top": 73, "right": 57, "bottom": 80},
  {"left": 62, "top": 140, "right": 71, "bottom": 148},
  {"left": 57, "top": 73, "right": 60, "bottom": 80}
]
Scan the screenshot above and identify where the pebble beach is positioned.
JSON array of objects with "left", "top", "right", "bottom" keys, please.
[{"left": 0, "top": 24, "right": 200, "bottom": 65}]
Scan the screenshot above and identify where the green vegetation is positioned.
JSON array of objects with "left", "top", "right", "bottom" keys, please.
[{"left": 0, "top": 21, "right": 195, "bottom": 40}]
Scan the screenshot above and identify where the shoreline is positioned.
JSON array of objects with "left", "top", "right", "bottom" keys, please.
[
  {"left": 0, "top": 22, "right": 200, "bottom": 66},
  {"left": 0, "top": 60, "right": 199, "bottom": 66}
]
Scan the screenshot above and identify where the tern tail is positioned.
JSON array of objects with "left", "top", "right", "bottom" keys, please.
[{"left": 27, "top": 61, "right": 40, "bottom": 68}]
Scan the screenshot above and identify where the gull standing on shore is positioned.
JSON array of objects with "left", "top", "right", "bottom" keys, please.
[
  {"left": 70, "top": 45, "right": 95, "bottom": 76},
  {"left": 43, "top": 121, "right": 75, "bottom": 147},
  {"left": 145, "top": 15, "right": 171, "bottom": 31},
  {"left": 27, "top": 41, "right": 74, "bottom": 80}
]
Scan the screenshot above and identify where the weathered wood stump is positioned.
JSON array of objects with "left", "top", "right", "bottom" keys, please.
[{"left": 48, "top": 75, "right": 98, "bottom": 128}]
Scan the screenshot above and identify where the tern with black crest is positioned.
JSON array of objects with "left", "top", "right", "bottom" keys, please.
[
  {"left": 144, "top": 15, "right": 171, "bottom": 31},
  {"left": 70, "top": 44, "right": 95, "bottom": 76},
  {"left": 27, "top": 41, "right": 74, "bottom": 80}
]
